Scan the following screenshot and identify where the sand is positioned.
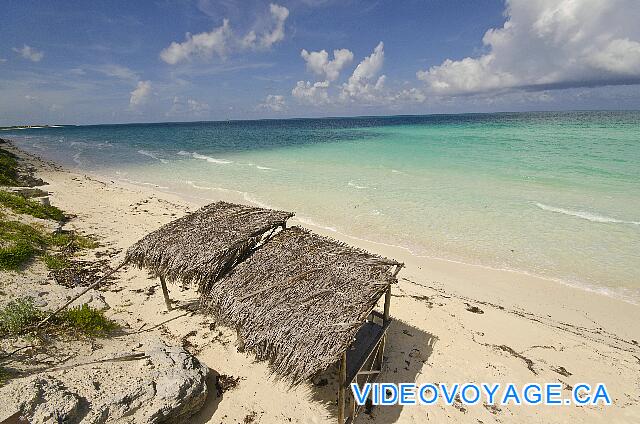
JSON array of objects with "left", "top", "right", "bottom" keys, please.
[{"left": 3, "top": 143, "right": 640, "bottom": 423}]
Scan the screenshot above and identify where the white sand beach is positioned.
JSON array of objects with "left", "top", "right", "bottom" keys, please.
[{"left": 1, "top": 144, "right": 639, "bottom": 423}]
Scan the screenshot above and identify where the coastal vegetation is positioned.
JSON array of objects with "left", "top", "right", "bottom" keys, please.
[
  {"left": 0, "top": 299, "right": 117, "bottom": 339},
  {"left": 0, "top": 149, "right": 115, "bottom": 388},
  {"left": 0, "top": 220, "right": 46, "bottom": 270},
  {"left": 0, "top": 218, "right": 98, "bottom": 271},
  {"left": 0, "top": 148, "right": 20, "bottom": 187},
  {"left": 0, "top": 185, "right": 97, "bottom": 271},
  {"left": 0, "top": 191, "right": 65, "bottom": 221},
  {"left": 0, "top": 298, "right": 118, "bottom": 386}
]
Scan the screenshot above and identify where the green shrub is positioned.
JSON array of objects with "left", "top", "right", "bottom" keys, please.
[
  {"left": 59, "top": 304, "right": 117, "bottom": 337},
  {"left": 0, "top": 221, "right": 46, "bottom": 270},
  {"left": 0, "top": 298, "right": 118, "bottom": 338},
  {"left": 48, "top": 231, "right": 98, "bottom": 249},
  {"left": 0, "top": 219, "right": 98, "bottom": 271},
  {"left": 0, "top": 298, "right": 43, "bottom": 336},
  {"left": 43, "top": 253, "right": 70, "bottom": 270},
  {"left": 0, "top": 149, "right": 19, "bottom": 187},
  {"left": 0, "top": 191, "right": 65, "bottom": 221},
  {"left": 0, "top": 241, "right": 38, "bottom": 271}
]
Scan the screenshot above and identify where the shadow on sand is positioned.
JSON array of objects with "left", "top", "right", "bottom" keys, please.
[{"left": 309, "top": 318, "right": 437, "bottom": 423}]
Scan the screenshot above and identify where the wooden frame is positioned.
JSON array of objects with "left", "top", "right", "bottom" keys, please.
[{"left": 337, "top": 263, "right": 401, "bottom": 423}]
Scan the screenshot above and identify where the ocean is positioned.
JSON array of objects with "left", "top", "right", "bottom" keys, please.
[{"left": 4, "top": 111, "right": 640, "bottom": 302}]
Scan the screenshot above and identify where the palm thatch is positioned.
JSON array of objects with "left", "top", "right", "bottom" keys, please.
[
  {"left": 202, "top": 225, "right": 401, "bottom": 383},
  {"left": 125, "top": 201, "right": 293, "bottom": 293}
]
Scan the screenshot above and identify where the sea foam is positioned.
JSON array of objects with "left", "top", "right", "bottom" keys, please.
[
  {"left": 348, "top": 180, "right": 368, "bottom": 189},
  {"left": 138, "top": 150, "right": 168, "bottom": 164},
  {"left": 535, "top": 202, "right": 639, "bottom": 225},
  {"left": 178, "top": 151, "right": 232, "bottom": 164}
]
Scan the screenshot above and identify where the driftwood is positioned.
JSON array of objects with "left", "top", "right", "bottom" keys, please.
[
  {"left": 46, "top": 352, "right": 148, "bottom": 372},
  {"left": 35, "top": 261, "right": 127, "bottom": 329}
]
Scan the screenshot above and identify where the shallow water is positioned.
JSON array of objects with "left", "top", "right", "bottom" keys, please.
[{"left": 6, "top": 111, "right": 640, "bottom": 302}]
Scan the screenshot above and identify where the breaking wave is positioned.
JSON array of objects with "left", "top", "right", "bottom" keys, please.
[
  {"left": 535, "top": 202, "right": 640, "bottom": 225},
  {"left": 177, "top": 151, "right": 232, "bottom": 164},
  {"left": 138, "top": 150, "right": 168, "bottom": 164}
]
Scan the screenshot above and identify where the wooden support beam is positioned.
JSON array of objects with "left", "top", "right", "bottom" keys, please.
[
  {"left": 159, "top": 275, "right": 172, "bottom": 311},
  {"left": 383, "top": 286, "right": 391, "bottom": 324},
  {"left": 338, "top": 351, "right": 347, "bottom": 423},
  {"left": 355, "top": 370, "right": 381, "bottom": 376}
]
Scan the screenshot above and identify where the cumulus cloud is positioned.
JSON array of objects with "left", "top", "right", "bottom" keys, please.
[
  {"left": 160, "top": 3, "right": 289, "bottom": 64},
  {"left": 167, "top": 96, "right": 211, "bottom": 116},
  {"left": 301, "top": 48, "right": 353, "bottom": 81},
  {"left": 160, "top": 19, "right": 231, "bottom": 64},
  {"left": 129, "top": 81, "right": 152, "bottom": 107},
  {"left": 292, "top": 80, "right": 330, "bottom": 104},
  {"left": 257, "top": 4, "right": 289, "bottom": 49},
  {"left": 13, "top": 45, "right": 44, "bottom": 62},
  {"left": 341, "top": 42, "right": 386, "bottom": 101},
  {"left": 258, "top": 94, "right": 286, "bottom": 111},
  {"left": 417, "top": 0, "right": 640, "bottom": 95}
]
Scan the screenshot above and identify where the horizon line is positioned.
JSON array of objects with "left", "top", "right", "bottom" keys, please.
[{"left": 2, "top": 108, "right": 639, "bottom": 129}]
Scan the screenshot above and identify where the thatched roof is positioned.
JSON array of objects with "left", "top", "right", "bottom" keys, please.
[
  {"left": 125, "top": 201, "right": 293, "bottom": 294},
  {"left": 202, "top": 225, "right": 401, "bottom": 383}
]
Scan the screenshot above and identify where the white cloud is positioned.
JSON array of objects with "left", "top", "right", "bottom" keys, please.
[
  {"left": 160, "top": 19, "right": 231, "bottom": 64},
  {"left": 258, "top": 94, "right": 286, "bottom": 111},
  {"left": 391, "top": 87, "right": 427, "bottom": 103},
  {"left": 129, "top": 81, "right": 152, "bottom": 107},
  {"left": 341, "top": 42, "right": 386, "bottom": 101},
  {"left": 160, "top": 4, "right": 289, "bottom": 65},
  {"left": 301, "top": 48, "right": 353, "bottom": 81},
  {"left": 167, "top": 96, "right": 211, "bottom": 116},
  {"left": 292, "top": 80, "right": 330, "bottom": 105},
  {"left": 95, "top": 64, "right": 138, "bottom": 81},
  {"left": 13, "top": 45, "right": 44, "bottom": 62},
  {"left": 0, "top": 58, "right": 7, "bottom": 63},
  {"left": 258, "top": 4, "right": 290, "bottom": 48},
  {"left": 417, "top": 0, "right": 640, "bottom": 95}
]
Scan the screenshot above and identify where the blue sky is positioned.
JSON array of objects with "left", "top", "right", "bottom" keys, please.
[{"left": 1, "top": 0, "right": 640, "bottom": 125}]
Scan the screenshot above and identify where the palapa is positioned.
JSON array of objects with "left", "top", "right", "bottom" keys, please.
[
  {"left": 125, "top": 201, "right": 293, "bottom": 294},
  {"left": 125, "top": 201, "right": 401, "bottom": 386},
  {"left": 202, "top": 226, "right": 401, "bottom": 383}
]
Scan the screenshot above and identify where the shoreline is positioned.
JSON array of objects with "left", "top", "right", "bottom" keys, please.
[
  {"left": 3, "top": 140, "right": 640, "bottom": 423},
  {"left": 6, "top": 137, "right": 640, "bottom": 335},
  {"left": 8, "top": 132, "right": 638, "bottom": 305},
  {"left": 88, "top": 158, "right": 638, "bottom": 307},
  {"left": 28, "top": 144, "right": 634, "bottom": 307}
]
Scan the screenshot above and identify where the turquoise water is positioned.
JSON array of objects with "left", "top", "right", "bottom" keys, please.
[{"left": 5, "top": 111, "right": 640, "bottom": 301}]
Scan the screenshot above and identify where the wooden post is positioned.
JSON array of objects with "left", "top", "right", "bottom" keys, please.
[
  {"left": 159, "top": 275, "right": 172, "bottom": 311},
  {"left": 338, "top": 351, "right": 347, "bottom": 423},
  {"left": 393, "top": 263, "right": 403, "bottom": 277},
  {"left": 383, "top": 286, "right": 391, "bottom": 324}
]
